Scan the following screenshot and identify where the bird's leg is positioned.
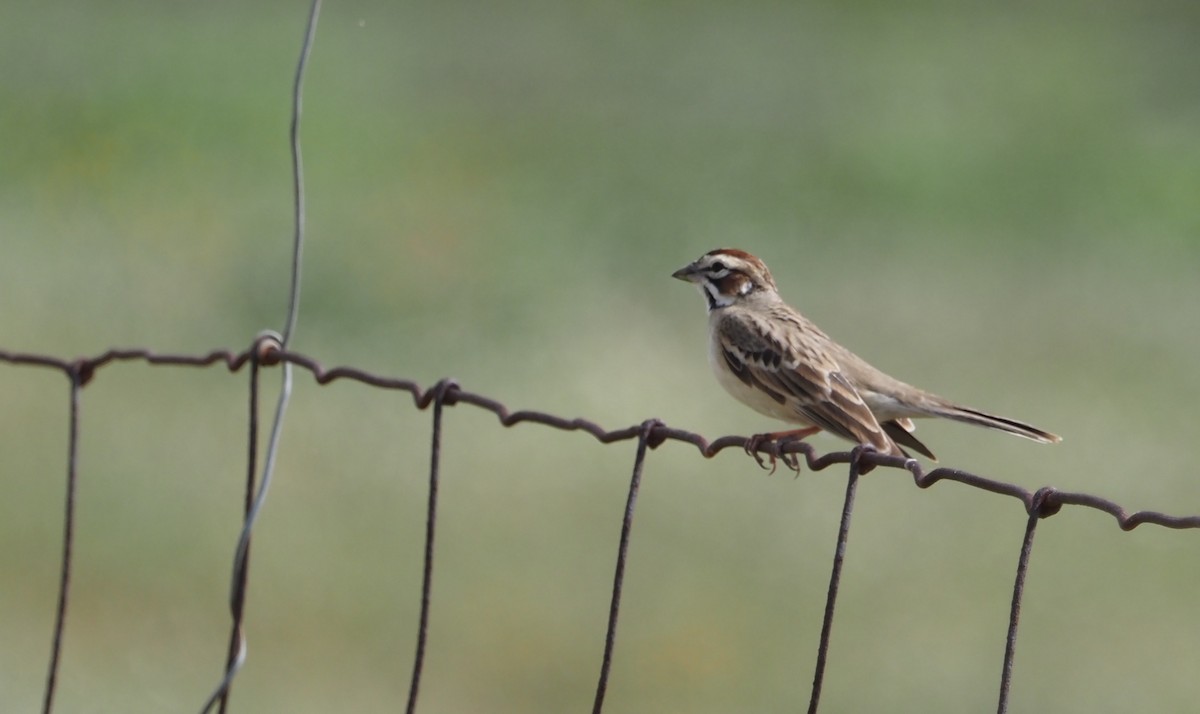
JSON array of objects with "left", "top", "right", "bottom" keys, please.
[{"left": 745, "top": 427, "right": 820, "bottom": 474}]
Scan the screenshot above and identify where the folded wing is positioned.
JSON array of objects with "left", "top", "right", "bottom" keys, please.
[{"left": 717, "top": 310, "right": 904, "bottom": 457}]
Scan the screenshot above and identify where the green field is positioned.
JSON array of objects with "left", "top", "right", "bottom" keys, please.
[{"left": 2, "top": 1, "right": 1199, "bottom": 712}]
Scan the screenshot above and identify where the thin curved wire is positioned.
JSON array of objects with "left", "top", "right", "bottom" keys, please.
[{"left": 198, "top": 1, "right": 320, "bottom": 710}]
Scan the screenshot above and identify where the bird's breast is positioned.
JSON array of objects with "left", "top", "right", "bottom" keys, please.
[{"left": 706, "top": 328, "right": 808, "bottom": 424}]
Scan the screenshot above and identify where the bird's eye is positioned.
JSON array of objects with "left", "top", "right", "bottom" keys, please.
[{"left": 710, "top": 261, "right": 727, "bottom": 273}]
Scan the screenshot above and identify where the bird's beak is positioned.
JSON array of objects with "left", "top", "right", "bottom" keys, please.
[{"left": 672, "top": 263, "right": 699, "bottom": 283}]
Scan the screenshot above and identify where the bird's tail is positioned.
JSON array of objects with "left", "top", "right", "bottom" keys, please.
[{"left": 924, "top": 403, "right": 1062, "bottom": 444}]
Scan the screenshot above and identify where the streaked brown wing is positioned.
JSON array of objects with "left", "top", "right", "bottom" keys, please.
[
  {"left": 717, "top": 311, "right": 899, "bottom": 455},
  {"left": 720, "top": 345, "right": 788, "bottom": 405}
]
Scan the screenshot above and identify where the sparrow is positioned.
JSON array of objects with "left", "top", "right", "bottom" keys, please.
[{"left": 672, "top": 248, "right": 1061, "bottom": 465}]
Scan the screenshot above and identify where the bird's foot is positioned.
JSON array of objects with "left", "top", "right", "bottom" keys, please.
[{"left": 745, "top": 428, "right": 820, "bottom": 475}]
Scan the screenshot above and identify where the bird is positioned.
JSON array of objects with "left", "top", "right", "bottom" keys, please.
[{"left": 672, "top": 248, "right": 1061, "bottom": 467}]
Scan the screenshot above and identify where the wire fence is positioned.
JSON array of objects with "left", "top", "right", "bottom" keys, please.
[
  {"left": 6, "top": 341, "right": 1200, "bottom": 714},
  {"left": 6, "top": 2, "right": 1200, "bottom": 713}
]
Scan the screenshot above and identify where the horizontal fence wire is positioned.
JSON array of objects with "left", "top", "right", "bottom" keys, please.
[
  {"left": 4, "top": 344, "right": 1198, "bottom": 533},
  {"left": 5, "top": 340, "right": 1200, "bottom": 714}
]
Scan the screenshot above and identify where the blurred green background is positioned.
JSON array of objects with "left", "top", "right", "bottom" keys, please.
[{"left": 2, "top": 0, "right": 1199, "bottom": 711}]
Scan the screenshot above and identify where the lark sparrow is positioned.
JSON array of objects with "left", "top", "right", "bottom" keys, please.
[{"left": 673, "top": 248, "right": 1061, "bottom": 463}]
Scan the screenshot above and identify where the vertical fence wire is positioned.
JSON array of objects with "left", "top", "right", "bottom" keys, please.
[
  {"left": 591, "top": 419, "right": 660, "bottom": 714},
  {"left": 215, "top": 352, "right": 263, "bottom": 714},
  {"left": 40, "top": 368, "right": 82, "bottom": 714},
  {"left": 405, "top": 380, "right": 456, "bottom": 714},
  {"left": 282, "top": 0, "right": 320, "bottom": 348},
  {"left": 996, "top": 487, "right": 1053, "bottom": 714},
  {"left": 807, "top": 448, "right": 866, "bottom": 714}
]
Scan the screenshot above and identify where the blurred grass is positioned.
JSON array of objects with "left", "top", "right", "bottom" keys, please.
[{"left": 2, "top": 0, "right": 1200, "bottom": 712}]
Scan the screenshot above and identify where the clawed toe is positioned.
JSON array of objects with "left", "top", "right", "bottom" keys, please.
[
  {"left": 745, "top": 428, "right": 818, "bottom": 475},
  {"left": 744, "top": 433, "right": 775, "bottom": 472},
  {"left": 780, "top": 450, "right": 802, "bottom": 475}
]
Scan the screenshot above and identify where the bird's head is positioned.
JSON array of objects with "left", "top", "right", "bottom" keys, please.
[{"left": 672, "top": 248, "right": 778, "bottom": 311}]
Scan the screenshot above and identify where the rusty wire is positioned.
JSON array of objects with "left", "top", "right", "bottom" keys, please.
[
  {"left": 592, "top": 418, "right": 661, "bottom": 714},
  {"left": 806, "top": 448, "right": 863, "bottom": 714},
  {"left": 6, "top": 341, "right": 1200, "bottom": 713},
  {"left": 6, "top": 344, "right": 1198, "bottom": 533},
  {"left": 39, "top": 370, "right": 81, "bottom": 714},
  {"left": 214, "top": 349, "right": 262, "bottom": 714},
  {"left": 404, "top": 378, "right": 454, "bottom": 714},
  {"left": 996, "top": 486, "right": 1056, "bottom": 714}
]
